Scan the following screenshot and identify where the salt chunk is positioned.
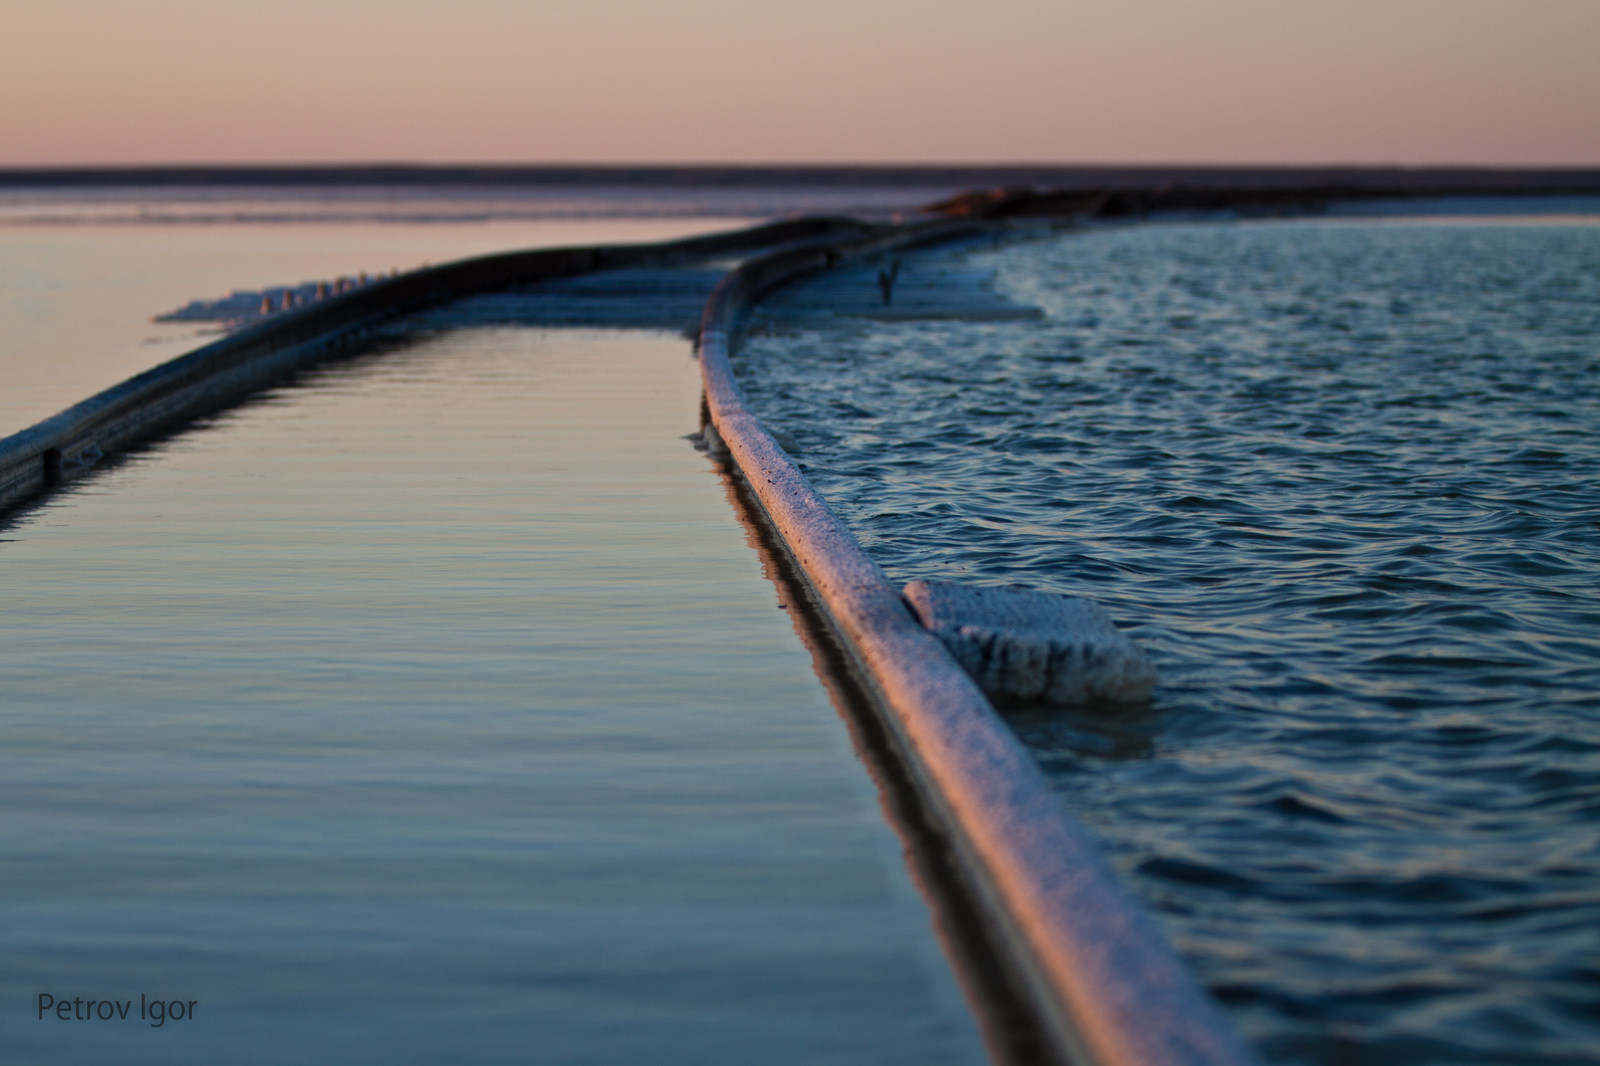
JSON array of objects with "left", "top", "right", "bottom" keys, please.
[{"left": 903, "top": 579, "right": 1157, "bottom": 706}]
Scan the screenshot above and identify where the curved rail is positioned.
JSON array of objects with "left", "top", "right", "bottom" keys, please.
[
  {"left": 0, "top": 216, "right": 870, "bottom": 517},
  {"left": 696, "top": 223, "right": 1259, "bottom": 1066},
  {"left": 4, "top": 211, "right": 1260, "bottom": 1066}
]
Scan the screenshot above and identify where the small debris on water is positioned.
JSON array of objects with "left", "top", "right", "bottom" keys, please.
[{"left": 877, "top": 260, "right": 902, "bottom": 306}]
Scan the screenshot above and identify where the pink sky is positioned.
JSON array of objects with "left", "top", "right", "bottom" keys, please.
[{"left": 3, "top": 0, "right": 1596, "bottom": 166}]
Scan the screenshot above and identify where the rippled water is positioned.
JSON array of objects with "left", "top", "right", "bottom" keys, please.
[{"left": 736, "top": 218, "right": 1600, "bottom": 1064}]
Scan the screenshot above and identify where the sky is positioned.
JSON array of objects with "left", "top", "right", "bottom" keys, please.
[{"left": 1, "top": 0, "right": 1596, "bottom": 166}]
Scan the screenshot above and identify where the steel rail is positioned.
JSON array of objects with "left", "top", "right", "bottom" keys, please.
[
  {"left": 0, "top": 216, "right": 870, "bottom": 516},
  {"left": 2, "top": 211, "right": 1260, "bottom": 1066},
  {"left": 695, "top": 221, "right": 1259, "bottom": 1066}
]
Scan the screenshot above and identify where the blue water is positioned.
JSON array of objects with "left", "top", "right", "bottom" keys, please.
[
  {"left": 0, "top": 179, "right": 962, "bottom": 438},
  {"left": 0, "top": 325, "right": 988, "bottom": 1064},
  {"left": 735, "top": 218, "right": 1600, "bottom": 1064},
  {"left": 0, "top": 200, "right": 747, "bottom": 439}
]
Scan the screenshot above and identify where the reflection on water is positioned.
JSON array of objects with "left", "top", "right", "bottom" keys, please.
[
  {"left": 735, "top": 219, "right": 1600, "bottom": 1065},
  {"left": 0, "top": 212, "right": 749, "bottom": 438},
  {"left": 0, "top": 328, "right": 986, "bottom": 1065},
  {"left": 998, "top": 702, "right": 1163, "bottom": 763},
  {"left": 0, "top": 180, "right": 963, "bottom": 438}
]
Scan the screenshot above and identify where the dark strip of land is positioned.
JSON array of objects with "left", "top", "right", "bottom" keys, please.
[{"left": 2, "top": 164, "right": 1598, "bottom": 195}]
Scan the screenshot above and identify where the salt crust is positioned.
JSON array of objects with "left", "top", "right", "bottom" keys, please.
[{"left": 903, "top": 580, "right": 1157, "bottom": 706}]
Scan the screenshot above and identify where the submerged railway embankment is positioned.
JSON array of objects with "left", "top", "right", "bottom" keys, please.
[{"left": 0, "top": 211, "right": 1258, "bottom": 1066}]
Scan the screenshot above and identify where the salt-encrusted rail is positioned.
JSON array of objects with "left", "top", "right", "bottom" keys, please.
[
  {"left": 697, "top": 222, "right": 1259, "bottom": 1066},
  {"left": 0, "top": 217, "right": 868, "bottom": 516},
  {"left": 3, "top": 210, "right": 1258, "bottom": 1066}
]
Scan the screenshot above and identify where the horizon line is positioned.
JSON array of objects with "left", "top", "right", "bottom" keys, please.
[{"left": 4, "top": 162, "right": 1600, "bottom": 195}]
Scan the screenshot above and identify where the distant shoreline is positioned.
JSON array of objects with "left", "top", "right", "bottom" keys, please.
[{"left": 3, "top": 164, "right": 1600, "bottom": 196}]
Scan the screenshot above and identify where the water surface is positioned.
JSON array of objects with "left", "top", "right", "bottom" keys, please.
[
  {"left": 0, "top": 178, "right": 961, "bottom": 439},
  {"left": 736, "top": 218, "right": 1600, "bottom": 1064},
  {"left": 0, "top": 204, "right": 747, "bottom": 438},
  {"left": 0, "top": 326, "right": 987, "bottom": 1064}
]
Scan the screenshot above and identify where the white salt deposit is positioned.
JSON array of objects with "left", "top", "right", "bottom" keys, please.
[{"left": 903, "top": 580, "right": 1157, "bottom": 706}]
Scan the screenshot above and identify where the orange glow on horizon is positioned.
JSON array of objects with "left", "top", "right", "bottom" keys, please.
[{"left": 2, "top": 0, "right": 1596, "bottom": 167}]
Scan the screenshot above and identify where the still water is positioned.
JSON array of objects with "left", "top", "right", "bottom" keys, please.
[
  {"left": 0, "top": 180, "right": 959, "bottom": 439},
  {"left": 0, "top": 329, "right": 987, "bottom": 1065},
  {"left": 736, "top": 218, "right": 1600, "bottom": 1065},
  {"left": 0, "top": 194, "right": 989, "bottom": 1063},
  {"left": 0, "top": 210, "right": 742, "bottom": 439}
]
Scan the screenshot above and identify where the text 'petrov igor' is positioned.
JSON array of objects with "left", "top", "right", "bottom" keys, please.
[{"left": 37, "top": 993, "right": 197, "bottom": 1027}]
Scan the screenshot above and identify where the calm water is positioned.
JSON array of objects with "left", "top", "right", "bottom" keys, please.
[
  {"left": 0, "top": 195, "right": 989, "bottom": 1064},
  {"left": 0, "top": 180, "right": 960, "bottom": 440},
  {"left": 736, "top": 218, "right": 1600, "bottom": 1064},
  {"left": 0, "top": 199, "right": 753, "bottom": 439},
  {"left": 0, "top": 328, "right": 987, "bottom": 1064}
]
